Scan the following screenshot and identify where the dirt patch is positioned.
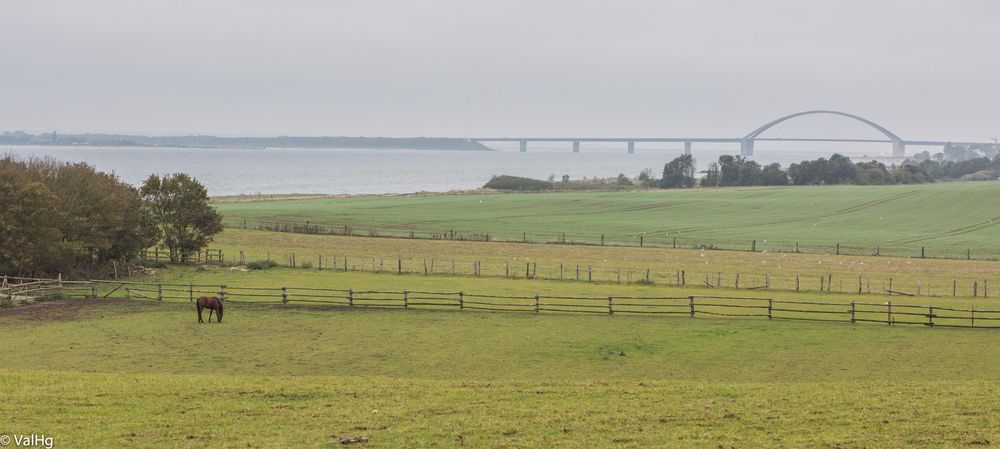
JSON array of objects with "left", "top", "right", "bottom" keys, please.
[{"left": 0, "top": 299, "right": 156, "bottom": 322}]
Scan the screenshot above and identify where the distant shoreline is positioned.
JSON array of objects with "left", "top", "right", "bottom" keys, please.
[{"left": 0, "top": 132, "right": 494, "bottom": 151}]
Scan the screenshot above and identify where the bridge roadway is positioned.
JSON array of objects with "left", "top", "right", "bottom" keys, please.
[
  {"left": 471, "top": 137, "right": 979, "bottom": 157},
  {"left": 469, "top": 110, "right": 992, "bottom": 157}
]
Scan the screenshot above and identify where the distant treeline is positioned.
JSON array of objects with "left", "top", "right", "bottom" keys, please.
[
  {"left": 0, "top": 131, "right": 491, "bottom": 151},
  {"left": 485, "top": 153, "right": 1000, "bottom": 192}
]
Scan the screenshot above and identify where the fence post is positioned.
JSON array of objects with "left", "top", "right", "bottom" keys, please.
[
  {"left": 608, "top": 296, "right": 613, "bottom": 315},
  {"left": 348, "top": 289, "right": 354, "bottom": 307},
  {"left": 403, "top": 290, "right": 409, "bottom": 309},
  {"left": 673, "top": 237, "right": 677, "bottom": 249},
  {"left": 836, "top": 243, "right": 840, "bottom": 255},
  {"left": 157, "top": 283, "right": 163, "bottom": 301},
  {"left": 601, "top": 235, "right": 605, "bottom": 246},
  {"left": 219, "top": 285, "right": 226, "bottom": 303},
  {"left": 927, "top": 306, "right": 934, "bottom": 327},
  {"left": 282, "top": 287, "right": 288, "bottom": 304},
  {"left": 921, "top": 247, "right": 925, "bottom": 258},
  {"left": 534, "top": 295, "right": 540, "bottom": 313},
  {"left": 588, "top": 266, "right": 592, "bottom": 282},
  {"left": 398, "top": 256, "right": 402, "bottom": 274},
  {"left": 767, "top": 298, "right": 772, "bottom": 320},
  {"left": 188, "top": 283, "right": 193, "bottom": 302},
  {"left": 458, "top": 292, "right": 464, "bottom": 310},
  {"left": 850, "top": 301, "right": 856, "bottom": 323},
  {"left": 887, "top": 301, "right": 893, "bottom": 326},
  {"left": 751, "top": 240, "right": 756, "bottom": 252},
  {"left": 90, "top": 281, "right": 97, "bottom": 299},
  {"left": 688, "top": 296, "right": 695, "bottom": 318},
  {"left": 640, "top": 235, "right": 644, "bottom": 247}
]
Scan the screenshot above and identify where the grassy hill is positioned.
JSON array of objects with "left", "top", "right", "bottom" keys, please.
[{"left": 213, "top": 182, "right": 1000, "bottom": 258}]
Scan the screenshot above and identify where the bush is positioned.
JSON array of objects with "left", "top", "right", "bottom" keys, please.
[
  {"left": 299, "top": 261, "right": 313, "bottom": 269},
  {"left": 247, "top": 260, "right": 279, "bottom": 270},
  {"left": 141, "top": 260, "right": 168, "bottom": 269},
  {"left": 483, "top": 175, "right": 553, "bottom": 191}
]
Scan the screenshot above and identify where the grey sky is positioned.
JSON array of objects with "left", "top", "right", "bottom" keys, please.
[{"left": 2, "top": 0, "right": 997, "bottom": 141}]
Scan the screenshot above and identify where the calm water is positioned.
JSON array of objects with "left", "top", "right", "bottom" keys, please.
[{"left": 4, "top": 145, "right": 885, "bottom": 196}]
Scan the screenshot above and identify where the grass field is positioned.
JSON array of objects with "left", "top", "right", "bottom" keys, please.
[
  {"left": 7, "top": 182, "right": 1000, "bottom": 447},
  {"left": 2, "top": 295, "right": 998, "bottom": 448},
  {"left": 208, "top": 228, "right": 1000, "bottom": 298},
  {"left": 212, "top": 182, "right": 1000, "bottom": 258}
]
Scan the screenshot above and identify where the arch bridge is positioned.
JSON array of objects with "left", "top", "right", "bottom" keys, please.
[{"left": 471, "top": 110, "right": 985, "bottom": 158}]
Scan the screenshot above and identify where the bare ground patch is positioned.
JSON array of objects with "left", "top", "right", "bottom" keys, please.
[{"left": 0, "top": 299, "right": 158, "bottom": 322}]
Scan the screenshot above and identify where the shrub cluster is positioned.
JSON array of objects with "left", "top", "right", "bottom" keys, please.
[
  {"left": 483, "top": 175, "right": 553, "bottom": 191},
  {"left": 246, "top": 260, "right": 279, "bottom": 270}
]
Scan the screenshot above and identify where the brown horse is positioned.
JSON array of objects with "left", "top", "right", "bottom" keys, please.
[{"left": 196, "top": 296, "right": 224, "bottom": 323}]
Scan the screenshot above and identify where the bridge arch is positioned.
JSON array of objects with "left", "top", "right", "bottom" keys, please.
[{"left": 740, "top": 110, "right": 904, "bottom": 157}]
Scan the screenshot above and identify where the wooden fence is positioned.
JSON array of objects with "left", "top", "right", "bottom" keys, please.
[
  {"left": 139, "top": 248, "right": 224, "bottom": 264},
  {"left": 4, "top": 275, "right": 998, "bottom": 329},
  {"left": 224, "top": 217, "right": 1000, "bottom": 261}
]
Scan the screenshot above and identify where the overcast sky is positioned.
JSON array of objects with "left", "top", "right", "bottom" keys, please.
[{"left": 2, "top": 0, "right": 997, "bottom": 141}]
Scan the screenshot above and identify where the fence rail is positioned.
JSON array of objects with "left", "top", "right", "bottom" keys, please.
[
  {"left": 222, "top": 217, "right": 1000, "bottom": 261},
  {"left": 3, "top": 275, "right": 998, "bottom": 329}
]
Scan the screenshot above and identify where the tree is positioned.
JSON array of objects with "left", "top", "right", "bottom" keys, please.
[
  {"left": 1, "top": 156, "right": 156, "bottom": 276},
  {"left": 759, "top": 163, "right": 789, "bottom": 185},
  {"left": 701, "top": 162, "right": 720, "bottom": 187},
  {"left": 0, "top": 160, "right": 61, "bottom": 276},
  {"left": 141, "top": 174, "right": 223, "bottom": 262},
  {"left": 661, "top": 154, "right": 696, "bottom": 188}
]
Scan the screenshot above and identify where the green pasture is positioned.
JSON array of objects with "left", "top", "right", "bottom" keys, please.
[
  {"left": 1, "top": 292, "right": 998, "bottom": 448},
  {"left": 208, "top": 228, "right": 1000, "bottom": 299},
  {"left": 212, "top": 182, "right": 1000, "bottom": 258}
]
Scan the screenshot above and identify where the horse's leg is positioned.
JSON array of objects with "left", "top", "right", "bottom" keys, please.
[
  {"left": 208, "top": 308, "right": 214, "bottom": 322},
  {"left": 198, "top": 305, "right": 203, "bottom": 323},
  {"left": 217, "top": 306, "right": 223, "bottom": 323}
]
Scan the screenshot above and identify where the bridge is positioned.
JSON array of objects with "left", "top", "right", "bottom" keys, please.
[{"left": 471, "top": 110, "right": 989, "bottom": 158}]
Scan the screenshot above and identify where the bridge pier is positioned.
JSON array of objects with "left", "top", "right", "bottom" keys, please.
[
  {"left": 740, "top": 139, "right": 754, "bottom": 156},
  {"left": 892, "top": 140, "right": 905, "bottom": 158},
  {"left": 684, "top": 141, "right": 692, "bottom": 155},
  {"left": 519, "top": 140, "right": 527, "bottom": 152},
  {"left": 627, "top": 141, "right": 635, "bottom": 154},
  {"left": 572, "top": 141, "right": 580, "bottom": 153}
]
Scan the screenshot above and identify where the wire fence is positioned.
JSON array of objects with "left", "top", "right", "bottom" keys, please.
[
  {"left": 136, "top": 247, "right": 997, "bottom": 300},
  {"left": 222, "top": 217, "right": 1000, "bottom": 261},
  {"left": 3, "top": 275, "right": 998, "bottom": 329}
]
